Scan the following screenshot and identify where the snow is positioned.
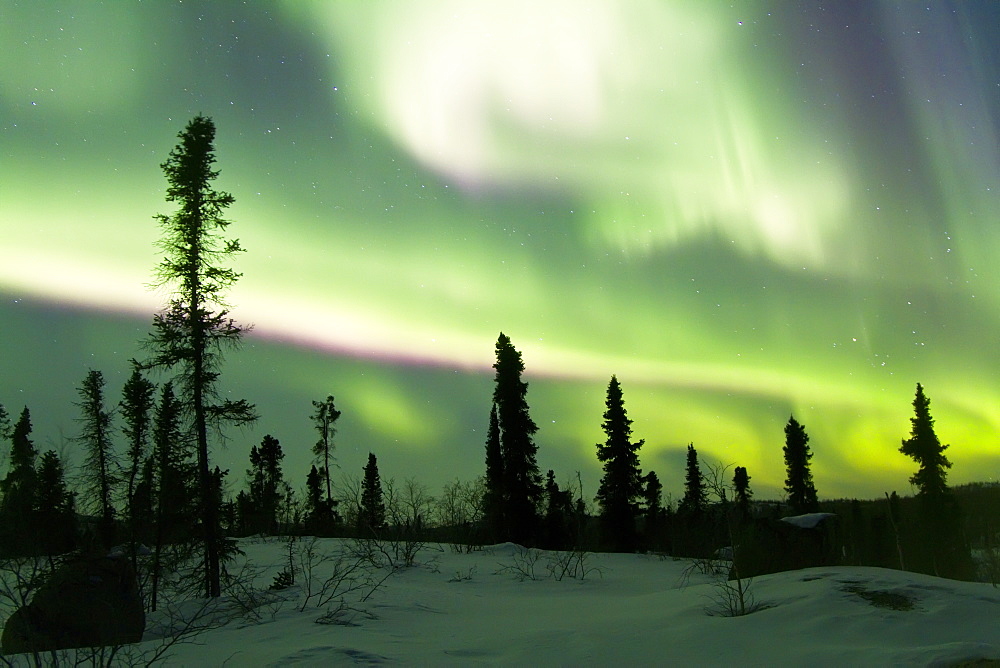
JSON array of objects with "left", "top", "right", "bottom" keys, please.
[
  {"left": 780, "top": 512, "right": 838, "bottom": 529},
  {"left": 4, "top": 537, "right": 1000, "bottom": 666}
]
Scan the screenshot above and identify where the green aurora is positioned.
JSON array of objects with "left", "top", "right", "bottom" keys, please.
[{"left": 1, "top": 1, "right": 998, "bottom": 501}]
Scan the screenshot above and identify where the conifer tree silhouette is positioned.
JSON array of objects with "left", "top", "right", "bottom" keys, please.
[
  {"left": 140, "top": 116, "right": 257, "bottom": 597},
  {"left": 311, "top": 395, "right": 341, "bottom": 514},
  {"left": 899, "top": 383, "right": 972, "bottom": 579},
  {"left": 595, "top": 375, "right": 644, "bottom": 552},
  {"left": 483, "top": 403, "right": 504, "bottom": 542},
  {"left": 491, "top": 333, "right": 542, "bottom": 545},
  {"left": 247, "top": 435, "right": 285, "bottom": 535},
  {"left": 360, "top": 453, "right": 386, "bottom": 536},
  {"left": 679, "top": 444, "right": 707, "bottom": 515},
  {"left": 0, "top": 408, "right": 38, "bottom": 555},
  {"left": 35, "top": 450, "right": 77, "bottom": 556},
  {"left": 783, "top": 415, "right": 819, "bottom": 514},
  {"left": 120, "top": 366, "right": 155, "bottom": 571},
  {"left": 733, "top": 466, "right": 753, "bottom": 521},
  {"left": 75, "top": 369, "right": 119, "bottom": 549}
]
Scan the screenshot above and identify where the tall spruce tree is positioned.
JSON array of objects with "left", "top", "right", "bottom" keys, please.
[
  {"left": 783, "top": 415, "right": 819, "bottom": 514},
  {"left": 492, "top": 333, "right": 542, "bottom": 545},
  {"left": 594, "top": 375, "right": 644, "bottom": 552},
  {"left": 899, "top": 383, "right": 971, "bottom": 579},
  {"left": 141, "top": 115, "right": 257, "bottom": 597},
  {"left": 359, "top": 452, "right": 385, "bottom": 536},
  {"left": 679, "top": 443, "right": 707, "bottom": 515},
  {"left": 75, "top": 369, "right": 119, "bottom": 548},
  {"left": 483, "top": 403, "right": 504, "bottom": 541},
  {"left": 310, "top": 395, "right": 341, "bottom": 510}
]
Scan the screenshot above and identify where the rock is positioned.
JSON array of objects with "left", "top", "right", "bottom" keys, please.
[
  {"left": 2, "top": 555, "right": 145, "bottom": 654},
  {"left": 731, "top": 513, "right": 841, "bottom": 579}
]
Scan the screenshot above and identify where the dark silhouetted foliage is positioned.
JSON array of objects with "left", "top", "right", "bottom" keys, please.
[
  {"left": 783, "top": 415, "right": 819, "bottom": 514},
  {"left": 542, "top": 470, "right": 575, "bottom": 550},
  {"left": 483, "top": 402, "right": 504, "bottom": 542},
  {"left": 304, "top": 463, "right": 339, "bottom": 535},
  {"left": 733, "top": 466, "right": 752, "bottom": 522},
  {"left": 75, "top": 369, "right": 119, "bottom": 548},
  {"left": 35, "top": 450, "right": 77, "bottom": 556},
  {"left": 119, "top": 366, "right": 155, "bottom": 571},
  {"left": 898, "top": 384, "right": 972, "bottom": 579},
  {"left": 141, "top": 115, "right": 257, "bottom": 597},
  {"left": 359, "top": 452, "right": 386, "bottom": 536},
  {"left": 641, "top": 471, "right": 667, "bottom": 552},
  {"left": 311, "top": 395, "right": 341, "bottom": 513},
  {"left": 0, "top": 408, "right": 38, "bottom": 555},
  {"left": 595, "top": 375, "right": 644, "bottom": 552},
  {"left": 679, "top": 444, "right": 707, "bottom": 515},
  {"left": 246, "top": 435, "right": 285, "bottom": 535},
  {"left": 492, "top": 333, "right": 542, "bottom": 545}
]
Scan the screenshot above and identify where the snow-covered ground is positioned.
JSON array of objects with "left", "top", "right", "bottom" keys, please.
[{"left": 7, "top": 537, "right": 1000, "bottom": 666}]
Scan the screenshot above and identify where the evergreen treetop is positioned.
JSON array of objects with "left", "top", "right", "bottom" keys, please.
[
  {"left": 783, "top": 415, "right": 819, "bottom": 514},
  {"left": 679, "top": 443, "right": 707, "bottom": 515},
  {"left": 595, "top": 375, "right": 644, "bottom": 551},
  {"left": 899, "top": 383, "right": 952, "bottom": 498},
  {"left": 360, "top": 452, "right": 386, "bottom": 534},
  {"left": 491, "top": 333, "right": 542, "bottom": 544}
]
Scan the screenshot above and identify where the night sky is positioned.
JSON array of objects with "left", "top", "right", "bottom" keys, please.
[{"left": 2, "top": 1, "right": 998, "bottom": 502}]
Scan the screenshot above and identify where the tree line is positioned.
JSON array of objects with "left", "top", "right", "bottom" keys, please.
[{"left": 0, "top": 116, "right": 980, "bottom": 591}]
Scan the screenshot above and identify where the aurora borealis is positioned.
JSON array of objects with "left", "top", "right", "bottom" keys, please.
[{"left": 1, "top": 1, "right": 997, "bottom": 501}]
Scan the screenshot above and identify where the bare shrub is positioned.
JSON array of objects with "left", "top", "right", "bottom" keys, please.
[
  {"left": 435, "top": 478, "right": 485, "bottom": 553},
  {"left": 704, "top": 576, "right": 764, "bottom": 617},
  {"left": 545, "top": 548, "right": 602, "bottom": 582},
  {"left": 383, "top": 478, "right": 435, "bottom": 568},
  {"left": 296, "top": 537, "right": 392, "bottom": 615},
  {"left": 495, "top": 546, "right": 542, "bottom": 582}
]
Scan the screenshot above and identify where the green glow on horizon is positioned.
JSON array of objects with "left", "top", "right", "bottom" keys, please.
[{"left": 1, "top": 1, "right": 997, "bottom": 498}]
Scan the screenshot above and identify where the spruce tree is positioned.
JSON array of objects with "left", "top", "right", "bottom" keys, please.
[
  {"left": 304, "top": 464, "right": 330, "bottom": 533},
  {"left": 733, "top": 465, "right": 753, "bottom": 521},
  {"left": 149, "top": 381, "right": 196, "bottom": 610},
  {"left": 0, "top": 408, "right": 38, "bottom": 555},
  {"left": 75, "top": 369, "right": 119, "bottom": 548},
  {"left": 677, "top": 444, "right": 708, "bottom": 557},
  {"left": 483, "top": 403, "right": 504, "bottom": 541},
  {"left": 899, "top": 383, "right": 951, "bottom": 496},
  {"left": 678, "top": 443, "right": 707, "bottom": 515},
  {"left": 642, "top": 471, "right": 665, "bottom": 551},
  {"left": 542, "top": 470, "right": 574, "bottom": 550},
  {"left": 783, "top": 415, "right": 819, "bottom": 514},
  {"left": 120, "top": 366, "right": 155, "bottom": 570},
  {"left": 35, "top": 450, "right": 77, "bottom": 556},
  {"left": 311, "top": 395, "right": 341, "bottom": 510},
  {"left": 359, "top": 452, "right": 385, "bottom": 536},
  {"left": 594, "top": 375, "right": 644, "bottom": 552},
  {"left": 151, "top": 382, "right": 194, "bottom": 544},
  {"left": 898, "top": 383, "right": 971, "bottom": 579},
  {"left": 247, "top": 435, "right": 284, "bottom": 535},
  {"left": 492, "top": 333, "right": 542, "bottom": 545},
  {"left": 141, "top": 115, "right": 257, "bottom": 597}
]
